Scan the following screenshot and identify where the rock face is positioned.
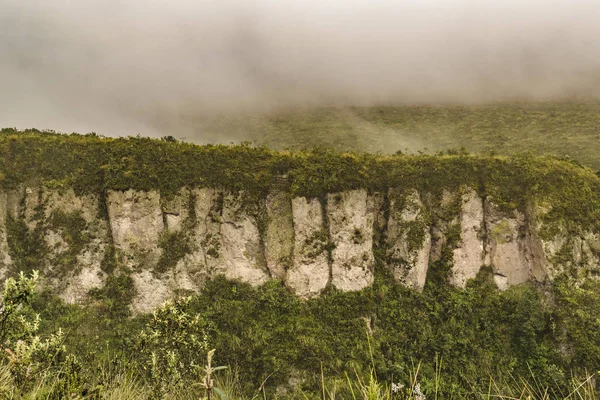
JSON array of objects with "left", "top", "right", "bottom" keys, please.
[
  {"left": 107, "top": 190, "right": 167, "bottom": 313},
  {"left": 265, "top": 190, "right": 294, "bottom": 281},
  {"left": 43, "top": 189, "right": 110, "bottom": 304},
  {"left": 0, "top": 187, "right": 109, "bottom": 303},
  {"left": 215, "top": 193, "right": 269, "bottom": 285},
  {"left": 106, "top": 188, "right": 270, "bottom": 313},
  {"left": 580, "top": 232, "right": 600, "bottom": 274},
  {"left": 484, "top": 202, "right": 545, "bottom": 290},
  {"left": 107, "top": 190, "right": 164, "bottom": 269},
  {"left": 534, "top": 202, "right": 600, "bottom": 280},
  {"left": 161, "top": 188, "right": 192, "bottom": 232},
  {"left": 0, "top": 191, "right": 12, "bottom": 279},
  {"left": 385, "top": 189, "right": 431, "bottom": 290},
  {"left": 0, "top": 182, "right": 598, "bottom": 312},
  {"left": 288, "top": 196, "right": 330, "bottom": 297},
  {"left": 327, "top": 190, "right": 375, "bottom": 291},
  {"left": 450, "top": 189, "right": 486, "bottom": 288}
]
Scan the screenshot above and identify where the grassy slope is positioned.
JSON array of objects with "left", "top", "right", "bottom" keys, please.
[
  {"left": 1, "top": 128, "right": 599, "bottom": 234},
  {"left": 3, "top": 102, "right": 600, "bottom": 397},
  {"left": 192, "top": 100, "right": 600, "bottom": 170}
]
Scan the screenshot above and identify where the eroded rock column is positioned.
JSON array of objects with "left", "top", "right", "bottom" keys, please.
[
  {"left": 0, "top": 191, "right": 12, "bottom": 279},
  {"left": 385, "top": 189, "right": 431, "bottom": 290},
  {"left": 265, "top": 190, "right": 294, "bottom": 281},
  {"left": 215, "top": 193, "right": 269, "bottom": 285},
  {"left": 484, "top": 202, "right": 543, "bottom": 290},
  {"left": 288, "top": 197, "right": 329, "bottom": 297},
  {"left": 43, "top": 189, "right": 110, "bottom": 303},
  {"left": 327, "top": 190, "right": 375, "bottom": 292},
  {"left": 107, "top": 189, "right": 167, "bottom": 313},
  {"left": 450, "top": 188, "right": 485, "bottom": 288},
  {"left": 107, "top": 189, "right": 164, "bottom": 268}
]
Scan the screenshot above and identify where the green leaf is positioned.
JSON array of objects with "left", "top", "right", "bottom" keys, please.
[{"left": 213, "top": 387, "right": 229, "bottom": 400}]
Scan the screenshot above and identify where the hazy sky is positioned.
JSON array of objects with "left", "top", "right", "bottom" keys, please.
[{"left": 1, "top": 0, "right": 600, "bottom": 136}]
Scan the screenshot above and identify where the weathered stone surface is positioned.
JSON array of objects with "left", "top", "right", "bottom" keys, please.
[
  {"left": 385, "top": 189, "right": 431, "bottom": 290},
  {"left": 130, "top": 269, "right": 172, "bottom": 314},
  {"left": 41, "top": 188, "right": 100, "bottom": 223},
  {"left": 5, "top": 187, "right": 23, "bottom": 221},
  {"left": 182, "top": 187, "right": 221, "bottom": 278},
  {"left": 581, "top": 232, "right": 600, "bottom": 275},
  {"left": 265, "top": 190, "right": 294, "bottom": 281},
  {"left": 327, "top": 190, "right": 374, "bottom": 291},
  {"left": 107, "top": 190, "right": 164, "bottom": 269},
  {"left": 2, "top": 182, "right": 600, "bottom": 312},
  {"left": 43, "top": 189, "right": 109, "bottom": 303},
  {"left": 450, "top": 188, "right": 485, "bottom": 288},
  {"left": 2, "top": 187, "right": 110, "bottom": 303},
  {"left": 484, "top": 203, "right": 538, "bottom": 290},
  {"left": 60, "top": 260, "right": 105, "bottom": 304},
  {"left": 23, "top": 187, "right": 42, "bottom": 230},
  {"left": 107, "top": 190, "right": 166, "bottom": 311},
  {"left": 288, "top": 196, "right": 329, "bottom": 297},
  {"left": 215, "top": 192, "right": 269, "bottom": 285},
  {"left": 131, "top": 187, "right": 270, "bottom": 313},
  {"left": 371, "top": 192, "right": 386, "bottom": 245},
  {"left": 0, "top": 192, "right": 13, "bottom": 279},
  {"left": 531, "top": 202, "right": 589, "bottom": 280},
  {"left": 161, "top": 188, "right": 192, "bottom": 232},
  {"left": 177, "top": 189, "right": 269, "bottom": 287},
  {"left": 428, "top": 190, "right": 458, "bottom": 265},
  {"left": 537, "top": 224, "right": 600, "bottom": 280}
]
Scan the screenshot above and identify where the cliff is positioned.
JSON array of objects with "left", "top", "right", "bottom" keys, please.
[{"left": 1, "top": 129, "right": 599, "bottom": 313}]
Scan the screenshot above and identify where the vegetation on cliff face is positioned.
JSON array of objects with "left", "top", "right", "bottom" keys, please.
[
  {"left": 0, "top": 267, "right": 596, "bottom": 398},
  {"left": 180, "top": 100, "right": 600, "bottom": 170},
  {"left": 1, "top": 128, "right": 599, "bottom": 232},
  {"left": 1, "top": 128, "right": 600, "bottom": 397}
]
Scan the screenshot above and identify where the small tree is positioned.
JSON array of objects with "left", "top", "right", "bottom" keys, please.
[
  {"left": 0, "top": 271, "right": 39, "bottom": 344},
  {"left": 0, "top": 271, "right": 78, "bottom": 396},
  {"left": 138, "top": 296, "right": 212, "bottom": 398}
]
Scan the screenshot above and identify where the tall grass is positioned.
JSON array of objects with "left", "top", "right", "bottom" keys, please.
[{"left": 0, "top": 358, "right": 595, "bottom": 399}]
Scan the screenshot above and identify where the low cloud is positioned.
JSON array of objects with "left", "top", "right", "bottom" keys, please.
[{"left": 1, "top": 0, "right": 599, "bottom": 137}]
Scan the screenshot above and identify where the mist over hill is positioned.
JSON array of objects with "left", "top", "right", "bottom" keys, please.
[
  {"left": 4, "top": 2, "right": 600, "bottom": 397},
  {"left": 2, "top": 0, "right": 600, "bottom": 139}
]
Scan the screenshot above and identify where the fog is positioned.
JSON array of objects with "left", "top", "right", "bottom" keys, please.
[{"left": 1, "top": 0, "right": 600, "bottom": 138}]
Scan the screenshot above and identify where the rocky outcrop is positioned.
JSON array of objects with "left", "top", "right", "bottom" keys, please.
[
  {"left": 0, "top": 187, "right": 109, "bottom": 303},
  {"left": 385, "top": 189, "right": 431, "bottom": 290},
  {"left": 288, "top": 197, "right": 330, "bottom": 297},
  {"left": 327, "top": 190, "right": 375, "bottom": 291},
  {"left": 484, "top": 201, "right": 545, "bottom": 290},
  {"left": 450, "top": 189, "right": 486, "bottom": 288},
  {"left": 580, "top": 232, "right": 600, "bottom": 274},
  {"left": 107, "top": 190, "right": 168, "bottom": 312},
  {"left": 533, "top": 202, "right": 600, "bottom": 280},
  {"left": 110, "top": 188, "right": 271, "bottom": 313},
  {"left": 0, "top": 191, "right": 12, "bottom": 279},
  {"left": 107, "top": 190, "right": 164, "bottom": 269},
  {"left": 41, "top": 189, "right": 109, "bottom": 304},
  {"left": 161, "top": 188, "right": 192, "bottom": 232},
  {"left": 214, "top": 193, "right": 269, "bottom": 285},
  {"left": 265, "top": 190, "right": 294, "bottom": 281},
  {"left": 1, "top": 181, "right": 598, "bottom": 312}
]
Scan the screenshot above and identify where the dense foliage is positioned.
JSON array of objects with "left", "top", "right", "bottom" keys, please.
[
  {"left": 175, "top": 101, "right": 600, "bottom": 170},
  {"left": 1, "top": 128, "right": 600, "bottom": 398},
  {"left": 1, "top": 129, "right": 600, "bottom": 233},
  {"left": 13, "top": 268, "right": 599, "bottom": 399}
]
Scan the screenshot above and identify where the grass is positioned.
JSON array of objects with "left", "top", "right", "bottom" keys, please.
[
  {"left": 182, "top": 100, "right": 600, "bottom": 171},
  {"left": 3, "top": 99, "right": 600, "bottom": 398},
  {"left": 0, "top": 359, "right": 595, "bottom": 399}
]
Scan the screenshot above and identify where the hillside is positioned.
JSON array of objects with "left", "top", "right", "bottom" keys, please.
[
  {"left": 179, "top": 100, "right": 600, "bottom": 171},
  {"left": 0, "top": 130, "right": 599, "bottom": 398}
]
